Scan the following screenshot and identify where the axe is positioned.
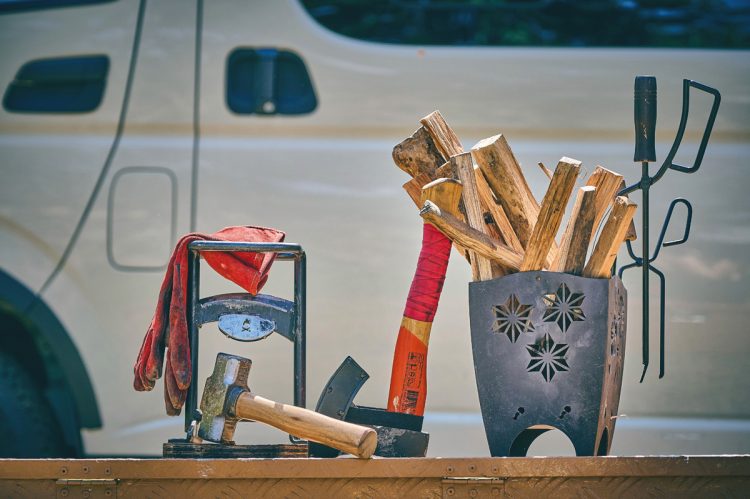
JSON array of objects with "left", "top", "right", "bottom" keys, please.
[{"left": 311, "top": 120, "right": 462, "bottom": 457}]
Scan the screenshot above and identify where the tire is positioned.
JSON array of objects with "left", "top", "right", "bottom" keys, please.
[{"left": 0, "top": 350, "right": 69, "bottom": 457}]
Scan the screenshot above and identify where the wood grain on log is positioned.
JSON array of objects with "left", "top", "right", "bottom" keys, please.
[
  {"left": 453, "top": 152, "right": 494, "bottom": 281},
  {"left": 521, "top": 157, "right": 580, "bottom": 271},
  {"left": 555, "top": 186, "right": 597, "bottom": 275},
  {"left": 420, "top": 110, "right": 464, "bottom": 158},
  {"left": 420, "top": 201, "right": 522, "bottom": 271},
  {"left": 471, "top": 134, "right": 540, "bottom": 250},
  {"left": 583, "top": 196, "right": 638, "bottom": 278}
]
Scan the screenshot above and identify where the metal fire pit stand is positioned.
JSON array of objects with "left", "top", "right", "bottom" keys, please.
[
  {"left": 165, "top": 241, "right": 307, "bottom": 458},
  {"left": 470, "top": 272, "right": 627, "bottom": 457}
]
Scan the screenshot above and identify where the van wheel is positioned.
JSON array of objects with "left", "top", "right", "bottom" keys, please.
[{"left": 0, "top": 350, "right": 68, "bottom": 457}]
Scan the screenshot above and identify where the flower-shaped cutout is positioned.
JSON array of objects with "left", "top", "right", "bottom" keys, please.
[
  {"left": 543, "top": 282, "right": 585, "bottom": 333},
  {"left": 492, "top": 294, "right": 535, "bottom": 343},
  {"left": 526, "top": 333, "right": 569, "bottom": 382}
]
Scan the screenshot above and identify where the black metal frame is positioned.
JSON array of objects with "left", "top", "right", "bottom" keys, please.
[
  {"left": 183, "top": 241, "right": 306, "bottom": 432},
  {"left": 618, "top": 78, "right": 721, "bottom": 381}
]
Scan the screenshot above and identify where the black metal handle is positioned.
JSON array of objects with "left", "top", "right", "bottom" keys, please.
[{"left": 634, "top": 75, "right": 657, "bottom": 162}]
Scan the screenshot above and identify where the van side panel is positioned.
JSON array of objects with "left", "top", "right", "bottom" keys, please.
[{"left": 0, "top": 0, "right": 142, "bottom": 292}]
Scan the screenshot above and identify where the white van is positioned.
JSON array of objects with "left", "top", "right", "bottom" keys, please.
[{"left": 1, "top": 0, "right": 748, "bottom": 457}]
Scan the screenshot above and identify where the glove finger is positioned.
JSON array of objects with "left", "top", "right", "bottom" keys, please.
[
  {"left": 134, "top": 330, "right": 157, "bottom": 391},
  {"left": 168, "top": 266, "right": 191, "bottom": 390},
  {"left": 164, "top": 356, "right": 184, "bottom": 415}
]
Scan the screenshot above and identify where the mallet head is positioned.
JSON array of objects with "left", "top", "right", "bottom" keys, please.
[{"left": 197, "top": 353, "right": 252, "bottom": 444}]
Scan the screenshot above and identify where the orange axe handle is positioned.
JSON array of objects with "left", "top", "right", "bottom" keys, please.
[{"left": 387, "top": 222, "right": 452, "bottom": 416}]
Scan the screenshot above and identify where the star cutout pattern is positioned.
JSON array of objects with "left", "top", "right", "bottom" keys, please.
[
  {"left": 526, "top": 333, "right": 570, "bottom": 382},
  {"left": 543, "top": 282, "right": 585, "bottom": 333},
  {"left": 492, "top": 294, "right": 535, "bottom": 343}
]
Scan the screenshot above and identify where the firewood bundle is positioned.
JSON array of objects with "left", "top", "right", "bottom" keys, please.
[{"left": 394, "top": 111, "right": 638, "bottom": 281}]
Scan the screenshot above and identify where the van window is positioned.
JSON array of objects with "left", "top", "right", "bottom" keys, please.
[
  {"left": 3, "top": 55, "right": 109, "bottom": 113},
  {"left": 226, "top": 48, "right": 317, "bottom": 115},
  {"left": 300, "top": 0, "right": 750, "bottom": 48},
  {"left": 0, "top": 0, "right": 116, "bottom": 14}
]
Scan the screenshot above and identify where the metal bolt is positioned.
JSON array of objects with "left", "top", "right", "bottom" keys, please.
[
  {"left": 446, "top": 465, "right": 455, "bottom": 473},
  {"left": 60, "top": 489, "right": 69, "bottom": 497},
  {"left": 83, "top": 466, "right": 89, "bottom": 473},
  {"left": 104, "top": 467, "right": 111, "bottom": 474},
  {"left": 105, "top": 490, "right": 112, "bottom": 497},
  {"left": 446, "top": 487, "right": 455, "bottom": 496},
  {"left": 337, "top": 409, "right": 345, "bottom": 417},
  {"left": 469, "top": 464, "right": 477, "bottom": 472},
  {"left": 492, "top": 466, "right": 499, "bottom": 474}
]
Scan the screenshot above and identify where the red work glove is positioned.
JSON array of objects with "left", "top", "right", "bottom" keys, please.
[{"left": 133, "top": 226, "right": 285, "bottom": 415}]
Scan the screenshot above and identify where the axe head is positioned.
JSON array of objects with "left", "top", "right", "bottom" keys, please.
[{"left": 310, "top": 356, "right": 429, "bottom": 457}]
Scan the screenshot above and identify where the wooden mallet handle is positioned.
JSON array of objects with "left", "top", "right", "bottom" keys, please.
[{"left": 234, "top": 392, "right": 377, "bottom": 458}]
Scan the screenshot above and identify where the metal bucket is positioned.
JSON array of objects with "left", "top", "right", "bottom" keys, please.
[{"left": 469, "top": 271, "right": 626, "bottom": 456}]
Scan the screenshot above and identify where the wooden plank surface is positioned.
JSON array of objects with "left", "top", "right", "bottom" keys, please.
[{"left": 2, "top": 457, "right": 747, "bottom": 499}]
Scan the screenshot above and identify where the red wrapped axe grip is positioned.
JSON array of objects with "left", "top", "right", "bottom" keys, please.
[{"left": 388, "top": 222, "right": 451, "bottom": 416}]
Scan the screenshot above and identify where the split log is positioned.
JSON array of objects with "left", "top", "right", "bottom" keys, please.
[
  {"left": 583, "top": 196, "right": 638, "bottom": 278},
  {"left": 453, "top": 152, "right": 494, "bottom": 281},
  {"left": 420, "top": 201, "right": 522, "bottom": 272},
  {"left": 392, "top": 126, "right": 444, "bottom": 177},
  {"left": 520, "top": 157, "right": 580, "bottom": 271},
  {"left": 420, "top": 111, "right": 464, "bottom": 158},
  {"left": 552, "top": 164, "right": 635, "bottom": 270},
  {"left": 620, "top": 179, "right": 638, "bottom": 241},
  {"left": 585, "top": 166, "right": 626, "bottom": 241},
  {"left": 475, "top": 171, "right": 523, "bottom": 253},
  {"left": 471, "top": 134, "right": 540, "bottom": 250},
  {"left": 420, "top": 178, "right": 462, "bottom": 217},
  {"left": 555, "top": 186, "right": 597, "bottom": 275}
]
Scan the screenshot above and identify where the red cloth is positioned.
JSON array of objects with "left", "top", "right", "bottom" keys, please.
[{"left": 133, "top": 226, "right": 285, "bottom": 415}]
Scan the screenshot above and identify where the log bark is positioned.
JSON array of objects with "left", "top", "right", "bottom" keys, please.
[{"left": 392, "top": 126, "right": 444, "bottom": 177}]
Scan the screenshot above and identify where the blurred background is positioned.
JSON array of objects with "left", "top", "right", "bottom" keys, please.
[{"left": 0, "top": 0, "right": 748, "bottom": 458}]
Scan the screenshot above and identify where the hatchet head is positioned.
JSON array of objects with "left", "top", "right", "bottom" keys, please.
[
  {"left": 310, "top": 356, "right": 429, "bottom": 457},
  {"left": 197, "top": 353, "right": 252, "bottom": 444}
]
